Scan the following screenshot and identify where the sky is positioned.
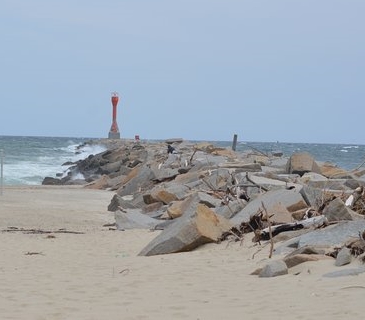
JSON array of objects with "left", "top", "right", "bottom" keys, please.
[{"left": 1, "top": 0, "right": 364, "bottom": 144}]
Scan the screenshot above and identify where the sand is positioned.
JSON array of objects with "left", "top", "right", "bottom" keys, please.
[{"left": 1, "top": 186, "right": 365, "bottom": 320}]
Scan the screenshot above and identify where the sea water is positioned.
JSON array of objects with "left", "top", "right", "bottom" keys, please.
[
  {"left": 0, "top": 135, "right": 364, "bottom": 186},
  {"left": 231, "top": 141, "right": 365, "bottom": 171},
  {"left": 0, "top": 136, "right": 106, "bottom": 185}
]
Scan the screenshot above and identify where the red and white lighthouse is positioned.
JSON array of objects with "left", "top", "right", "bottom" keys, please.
[{"left": 108, "top": 92, "right": 120, "bottom": 139}]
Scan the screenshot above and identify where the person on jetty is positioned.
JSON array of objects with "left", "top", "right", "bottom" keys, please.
[{"left": 167, "top": 145, "right": 178, "bottom": 154}]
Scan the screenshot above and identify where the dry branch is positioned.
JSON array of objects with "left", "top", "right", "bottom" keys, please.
[
  {"left": 261, "top": 202, "right": 274, "bottom": 258},
  {"left": 2, "top": 228, "right": 84, "bottom": 234}
]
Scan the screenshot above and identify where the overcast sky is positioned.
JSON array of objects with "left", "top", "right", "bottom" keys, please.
[{"left": 1, "top": 0, "right": 364, "bottom": 144}]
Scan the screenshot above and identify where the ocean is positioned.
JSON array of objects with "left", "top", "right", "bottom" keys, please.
[
  {"left": 0, "top": 136, "right": 106, "bottom": 186},
  {"left": 0, "top": 135, "right": 364, "bottom": 186}
]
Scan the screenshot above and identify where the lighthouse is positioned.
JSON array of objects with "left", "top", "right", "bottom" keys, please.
[{"left": 108, "top": 92, "right": 120, "bottom": 139}]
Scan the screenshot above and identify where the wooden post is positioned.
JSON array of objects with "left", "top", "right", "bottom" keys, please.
[{"left": 232, "top": 134, "right": 238, "bottom": 151}]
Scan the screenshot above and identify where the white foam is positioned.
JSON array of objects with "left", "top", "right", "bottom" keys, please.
[
  {"left": 2, "top": 141, "right": 107, "bottom": 185},
  {"left": 71, "top": 172, "right": 85, "bottom": 180},
  {"left": 73, "top": 145, "right": 107, "bottom": 161}
]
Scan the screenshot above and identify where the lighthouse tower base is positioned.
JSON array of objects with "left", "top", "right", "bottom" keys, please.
[{"left": 108, "top": 131, "right": 120, "bottom": 139}]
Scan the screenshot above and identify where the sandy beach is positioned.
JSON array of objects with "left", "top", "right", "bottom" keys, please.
[{"left": 1, "top": 186, "right": 364, "bottom": 320}]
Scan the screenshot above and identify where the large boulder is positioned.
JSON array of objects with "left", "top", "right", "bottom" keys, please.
[
  {"left": 259, "top": 260, "right": 288, "bottom": 278},
  {"left": 335, "top": 247, "right": 352, "bottom": 266},
  {"left": 84, "top": 175, "right": 110, "bottom": 189},
  {"left": 151, "top": 167, "right": 180, "bottom": 182},
  {"left": 42, "top": 177, "right": 62, "bottom": 185},
  {"left": 166, "top": 192, "right": 222, "bottom": 219},
  {"left": 286, "top": 152, "right": 321, "bottom": 176},
  {"left": 266, "top": 203, "right": 293, "bottom": 224},
  {"left": 320, "top": 162, "right": 354, "bottom": 179},
  {"left": 116, "top": 165, "right": 156, "bottom": 197},
  {"left": 323, "top": 197, "right": 361, "bottom": 222},
  {"left": 300, "top": 185, "right": 326, "bottom": 209},
  {"left": 246, "top": 175, "right": 287, "bottom": 190},
  {"left": 108, "top": 194, "right": 145, "bottom": 211},
  {"left": 115, "top": 209, "right": 160, "bottom": 230},
  {"left": 166, "top": 200, "right": 186, "bottom": 219},
  {"left": 282, "top": 220, "right": 365, "bottom": 249},
  {"left": 144, "top": 183, "right": 190, "bottom": 205},
  {"left": 215, "top": 199, "right": 246, "bottom": 219},
  {"left": 150, "top": 188, "right": 179, "bottom": 205},
  {"left": 138, "top": 203, "right": 232, "bottom": 256},
  {"left": 99, "top": 160, "right": 123, "bottom": 175}
]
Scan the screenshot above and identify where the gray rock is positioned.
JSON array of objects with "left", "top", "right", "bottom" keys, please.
[
  {"left": 184, "top": 179, "right": 204, "bottom": 190},
  {"left": 108, "top": 193, "right": 146, "bottom": 211},
  {"left": 174, "top": 171, "right": 201, "bottom": 184},
  {"left": 189, "top": 153, "right": 229, "bottom": 171},
  {"left": 194, "top": 192, "right": 222, "bottom": 208},
  {"left": 115, "top": 209, "right": 160, "bottom": 230},
  {"left": 300, "top": 185, "right": 324, "bottom": 209},
  {"left": 153, "top": 219, "right": 176, "bottom": 230},
  {"left": 300, "top": 172, "right": 329, "bottom": 182},
  {"left": 162, "top": 182, "right": 190, "bottom": 200},
  {"left": 259, "top": 260, "right": 288, "bottom": 277},
  {"left": 268, "top": 157, "right": 289, "bottom": 169},
  {"left": 99, "top": 160, "right": 123, "bottom": 175},
  {"left": 107, "top": 174, "right": 127, "bottom": 189},
  {"left": 215, "top": 200, "right": 246, "bottom": 219},
  {"left": 166, "top": 192, "right": 222, "bottom": 219},
  {"left": 42, "top": 177, "right": 62, "bottom": 185},
  {"left": 286, "top": 152, "right": 321, "bottom": 176},
  {"left": 323, "top": 197, "right": 355, "bottom": 222},
  {"left": 117, "top": 165, "right": 156, "bottom": 197},
  {"left": 298, "top": 220, "right": 365, "bottom": 248},
  {"left": 247, "top": 175, "right": 287, "bottom": 189},
  {"left": 201, "top": 168, "right": 232, "bottom": 191},
  {"left": 152, "top": 167, "right": 180, "bottom": 182},
  {"left": 335, "top": 247, "right": 352, "bottom": 266},
  {"left": 162, "top": 153, "right": 182, "bottom": 168}
]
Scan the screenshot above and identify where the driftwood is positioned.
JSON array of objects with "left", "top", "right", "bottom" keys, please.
[
  {"left": 256, "top": 224, "right": 304, "bottom": 241},
  {"left": 189, "top": 149, "right": 197, "bottom": 165},
  {"left": 256, "top": 215, "right": 328, "bottom": 241},
  {"left": 344, "top": 186, "right": 365, "bottom": 215},
  {"left": 220, "top": 213, "right": 328, "bottom": 246},
  {"left": 25, "top": 252, "right": 45, "bottom": 256},
  {"left": 2, "top": 227, "right": 84, "bottom": 234}
]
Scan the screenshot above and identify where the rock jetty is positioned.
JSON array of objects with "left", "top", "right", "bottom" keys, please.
[{"left": 43, "top": 138, "right": 365, "bottom": 277}]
